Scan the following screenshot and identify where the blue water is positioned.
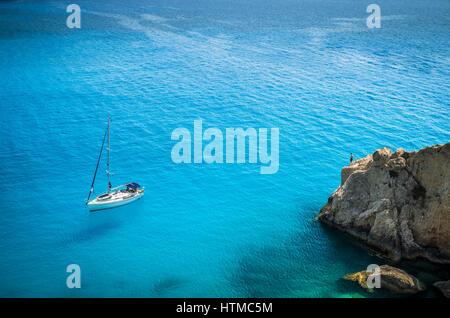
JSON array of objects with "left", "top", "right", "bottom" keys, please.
[{"left": 0, "top": 0, "right": 449, "bottom": 297}]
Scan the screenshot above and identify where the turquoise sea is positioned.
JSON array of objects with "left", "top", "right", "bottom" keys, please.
[{"left": 0, "top": 0, "right": 449, "bottom": 297}]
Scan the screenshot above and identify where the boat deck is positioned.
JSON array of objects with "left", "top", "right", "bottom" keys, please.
[{"left": 87, "top": 188, "right": 144, "bottom": 211}]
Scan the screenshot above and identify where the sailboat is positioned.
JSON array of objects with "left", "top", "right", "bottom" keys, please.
[{"left": 86, "top": 117, "right": 144, "bottom": 211}]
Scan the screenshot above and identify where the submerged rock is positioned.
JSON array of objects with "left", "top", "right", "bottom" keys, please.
[
  {"left": 343, "top": 265, "right": 426, "bottom": 294},
  {"left": 433, "top": 281, "right": 450, "bottom": 298},
  {"left": 318, "top": 143, "right": 450, "bottom": 264}
]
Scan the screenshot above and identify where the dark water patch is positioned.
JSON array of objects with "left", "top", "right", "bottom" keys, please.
[
  {"left": 228, "top": 223, "right": 430, "bottom": 297},
  {"left": 227, "top": 220, "right": 379, "bottom": 297},
  {"left": 0, "top": 7, "right": 68, "bottom": 39},
  {"left": 228, "top": 244, "right": 302, "bottom": 297},
  {"left": 397, "top": 259, "right": 450, "bottom": 298},
  {"left": 226, "top": 202, "right": 440, "bottom": 297},
  {"left": 307, "top": 205, "right": 450, "bottom": 297},
  {"left": 152, "top": 276, "right": 187, "bottom": 297},
  {"left": 59, "top": 221, "right": 119, "bottom": 246}
]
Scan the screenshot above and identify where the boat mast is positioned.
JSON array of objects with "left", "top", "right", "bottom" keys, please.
[
  {"left": 107, "top": 117, "right": 111, "bottom": 193},
  {"left": 86, "top": 124, "right": 108, "bottom": 203}
]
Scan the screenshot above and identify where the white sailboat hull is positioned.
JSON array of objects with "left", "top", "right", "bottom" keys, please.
[{"left": 87, "top": 188, "right": 144, "bottom": 211}]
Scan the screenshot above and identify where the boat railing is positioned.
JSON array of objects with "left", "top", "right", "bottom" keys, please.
[{"left": 110, "top": 183, "right": 135, "bottom": 191}]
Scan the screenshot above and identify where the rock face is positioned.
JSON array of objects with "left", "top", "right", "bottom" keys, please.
[
  {"left": 433, "top": 281, "right": 450, "bottom": 298},
  {"left": 343, "top": 265, "right": 426, "bottom": 294},
  {"left": 318, "top": 143, "right": 450, "bottom": 264}
]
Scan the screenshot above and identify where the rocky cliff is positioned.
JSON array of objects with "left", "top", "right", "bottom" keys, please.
[{"left": 318, "top": 143, "right": 450, "bottom": 264}]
